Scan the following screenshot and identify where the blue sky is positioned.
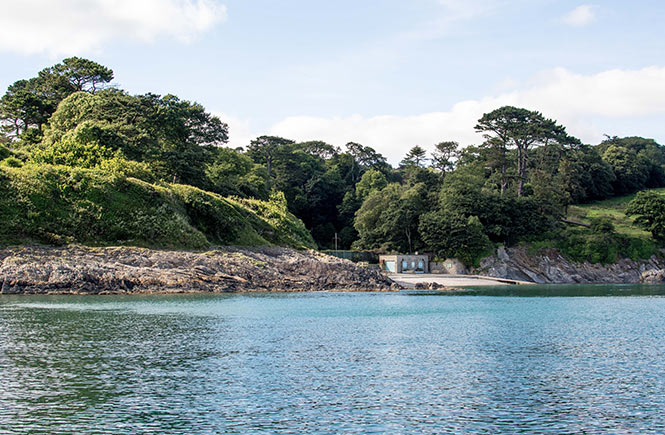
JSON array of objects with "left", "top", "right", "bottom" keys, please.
[{"left": 1, "top": 0, "right": 665, "bottom": 163}]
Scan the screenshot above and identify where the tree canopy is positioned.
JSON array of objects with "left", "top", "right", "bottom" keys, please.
[{"left": 3, "top": 59, "right": 665, "bottom": 258}]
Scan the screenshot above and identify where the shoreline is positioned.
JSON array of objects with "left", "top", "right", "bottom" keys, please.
[
  {"left": 3, "top": 244, "right": 663, "bottom": 295},
  {"left": 0, "top": 245, "right": 406, "bottom": 295}
]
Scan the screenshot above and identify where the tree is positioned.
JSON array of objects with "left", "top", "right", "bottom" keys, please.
[
  {"left": 475, "top": 106, "right": 579, "bottom": 196},
  {"left": 206, "top": 147, "right": 269, "bottom": 199},
  {"left": 439, "top": 164, "right": 556, "bottom": 244},
  {"left": 298, "top": 140, "right": 339, "bottom": 159},
  {"left": 354, "top": 183, "right": 428, "bottom": 253},
  {"left": 0, "top": 79, "right": 51, "bottom": 140},
  {"left": 47, "top": 57, "right": 114, "bottom": 93},
  {"left": 626, "top": 191, "right": 665, "bottom": 240},
  {"left": 345, "top": 142, "right": 389, "bottom": 182},
  {"left": 558, "top": 147, "right": 615, "bottom": 206},
  {"left": 602, "top": 145, "right": 649, "bottom": 195},
  {"left": 430, "top": 141, "right": 458, "bottom": 179},
  {"left": 40, "top": 90, "right": 229, "bottom": 187},
  {"left": 400, "top": 145, "right": 428, "bottom": 168},
  {"left": 355, "top": 169, "right": 388, "bottom": 200},
  {"left": 247, "top": 136, "right": 295, "bottom": 187},
  {"left": 31, "top": 121, "right": 116, "bottom": 168},
  {"left": 419, "top": 212, "right": 490, "bottom": 265},
  {"left": 0, "top": 57, "right": 114, "bottom": 143}
]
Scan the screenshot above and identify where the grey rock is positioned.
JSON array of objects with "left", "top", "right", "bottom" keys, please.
[
  {"left": 0, "top": 246, "right": 399, "bottom": 295},
  {"left": 475, "top": 246, "right": 665, "bottom": 284}
]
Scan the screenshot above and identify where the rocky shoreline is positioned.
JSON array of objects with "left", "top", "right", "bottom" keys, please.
[
  {"left": 4, "top": 244, "right": 665, "bottom": 295},
  {"left": 476, "top": 246, "right": 665, "bottom": 284},
  {"left": 0, "top": 246, "right": 401, "bottom": 295}
]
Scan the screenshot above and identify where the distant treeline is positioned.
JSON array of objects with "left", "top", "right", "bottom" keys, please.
[{"left": 2, "top": 58, "right": 664, "bottom": 263}]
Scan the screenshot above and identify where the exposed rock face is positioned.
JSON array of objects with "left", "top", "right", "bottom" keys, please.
[
  {"left": 476, "top": 246, "right": 665, "bottom": 284},
  {"left": 0, "top": 246, "right": 400, "bottom": 295},
  {"left": 641, "top": 269, "right": 665, "bottom": 284}
]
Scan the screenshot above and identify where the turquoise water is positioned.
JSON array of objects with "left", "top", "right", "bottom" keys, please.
[{"left": 2, "top": 285, "right": 665, "bottom": 434}]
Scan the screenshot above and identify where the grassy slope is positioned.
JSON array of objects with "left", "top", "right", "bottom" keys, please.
[
  {"left": 529, "top": 188, "right": 665, "bottom": 263},
  {"left": 0, "top": 164, "right": 315, "bottom": 250},
  {"left": 567, "top": 188, "right": 665, "bottom": 239}
]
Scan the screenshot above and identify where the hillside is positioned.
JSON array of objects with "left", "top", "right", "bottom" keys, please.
[
  {"left": 0, "top": 164, "right": 315, "bottom": 250},
  {"left": 567, "top": 188, "right": 665, "bottom": 238},
  {"left": 524, "top": 189, "right": 664, "bottom": 264}
]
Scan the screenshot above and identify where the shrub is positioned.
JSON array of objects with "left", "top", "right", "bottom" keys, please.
[{"left": 0, "top": 164, "right": 315, "bottom": 249}]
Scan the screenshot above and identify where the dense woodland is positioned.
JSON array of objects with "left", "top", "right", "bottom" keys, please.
[{"left": 2, "top": 58, "right": 665, "bottom": 264}]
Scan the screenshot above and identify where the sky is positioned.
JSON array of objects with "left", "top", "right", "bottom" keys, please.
[{"left": 1, "top": 0, "right": 665, "bottom": 163}]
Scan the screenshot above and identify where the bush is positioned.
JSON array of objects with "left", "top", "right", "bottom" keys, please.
[
  {"left": 0, "top": 144, "right": 10, "bottom": 160},
  {"left": 552, "top": 227, "right": 657, "bottom": 264},
  {"left": 98, "top": 156, "right": 156, "bottom": 182},
  {"left": 31, "top": 128, "right": 116, "bottom": 168},
  {"left": 0, "top": 164, "right": 315, "bottom": 249},
  {"left": 0, "top": 157, "right": 22, "bottom": 168}
]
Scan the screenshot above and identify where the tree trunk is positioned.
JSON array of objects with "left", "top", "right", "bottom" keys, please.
[
  {"left": 516, "top": 146, "right": 528, "bottom": 197},
  {"left": 405, "top": 227, "right": 412, "bottom": 254}
]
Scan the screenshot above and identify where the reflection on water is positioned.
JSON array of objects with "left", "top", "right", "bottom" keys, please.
[
  {"left": 412, "top": 283, "right": 665, "bottom": 297},
  {"left": 1, "top": 287, "right": 665, "bottom": 434}
]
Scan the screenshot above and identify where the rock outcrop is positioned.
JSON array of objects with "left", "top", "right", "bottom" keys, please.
[
  {"left": 640, "top": 269, "right": 665, "bottom": 284},
  {"left": 0, "top": 246, "right": 400, "bottom": 294},
  {"left": 476, "top": 245, "right": 665, "bottom": 284}
]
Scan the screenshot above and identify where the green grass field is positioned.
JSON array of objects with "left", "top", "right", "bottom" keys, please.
[{"left": 567, "top": 188, "right": 665, "bottom": 238}]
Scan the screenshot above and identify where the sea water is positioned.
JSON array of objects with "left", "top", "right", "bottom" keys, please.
[{"left": 1, "top": 285, "right": 665, "bottom": 434}]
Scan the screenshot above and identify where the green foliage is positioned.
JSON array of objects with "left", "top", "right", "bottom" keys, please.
[
  {"left": 41, "top": 90, "right": 228, "bottom": 187},
  {"left": 97, "top": 156, "right": 156, "bottom": 182},
  {"left": 0, "top": 57, "right": 113, "bottom": 145},
  {"left": 232, "top": 194, "right": 316, "bottom": 249},
  {"left": 566, "top": 189, "right": 665, "bottom": 239},
  {"left": 0, "top": 157, "right": 23, "bottom": 168},
  {"left": 419, "top": 212, "right": 491, "bottom": 266},
  {"left": 558, "top": 147, "right": 615, "bottom": 204},
  {"left": 600, "top": 136, "right": 665, "bottom": 190},
  {"left": 438, "top": 165, "right": 558, "bottom": 244},
  {"left": 355, "top": 169, "right": 387, "bottom": 200},
  {"left": 589, "top": 217, "right": 615, "bottom": 234},
  {"left": 602, "top": 145, "right": 649, "bottom": 195},
  {"left": 0, "top": 78, "right": 52, "bottom": 142},
  {"left": 626, "top": 190, "right": 665, "bottom": 240},
  {"left": 206, "top": 147, "right": 268, "bottom": 199},
  {"left": 400, "top": 145, "right": 428, "bottom": 168},
  {"left": 32, "top": 125, "right": 117, "bottom": 168},
  {"left": 475, "top": 106, "right": 580, "bottom": 196},
  {"left": 354, "top": 183, "right": 428, "bottom": 253},
  {"left": 47, "top": 57, "right": 114, "bottom": 93},
  {"left": 549, "top": 227, "right": 657, "bottom": 264},
  {"left": 430, "top": 141, "right": 458, "bottom": 178},
  {"left": 0, "top": 164, "right": 314, "bottom": 249},
  {"left": 6, "top": 57, "right": 665, "bottom": 261},
  {"left": 0, "top": 144, "right": 10, "bottom": 160}
]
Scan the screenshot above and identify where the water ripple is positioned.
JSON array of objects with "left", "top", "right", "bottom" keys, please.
[{"left": 1, "top": 289, "right": 665, "bottom": 433}]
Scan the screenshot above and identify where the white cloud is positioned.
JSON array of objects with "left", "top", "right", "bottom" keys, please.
[
  {"left": 561, "top": 5, "right": 597, "bottom": 27},
  {"left": 267, "top": 66, "right": 665, "bottom": 164},
  {"left": 215, "top": 112, "right": 256, "bottom": 149},
  {"left": 0, "top": 0, "right": 226, "bottom": 56}
]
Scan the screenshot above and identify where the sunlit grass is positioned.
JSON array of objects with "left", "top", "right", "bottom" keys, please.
[{"left": 568, "top": 188, "right": 665, "bottom": 238}]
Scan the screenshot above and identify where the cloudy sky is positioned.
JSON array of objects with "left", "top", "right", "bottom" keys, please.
[{"left": 1, "top": 0, "right": 664, "bottom": 163}]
